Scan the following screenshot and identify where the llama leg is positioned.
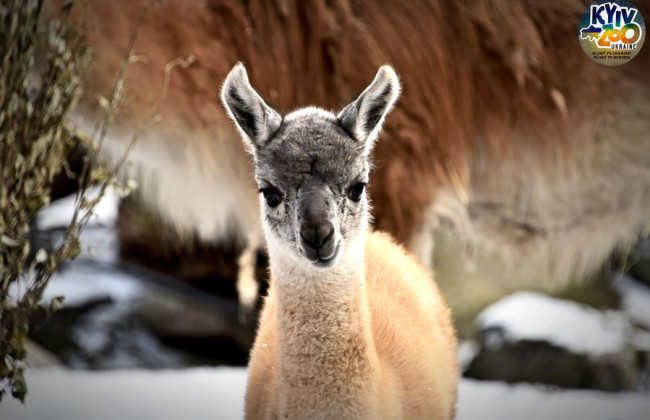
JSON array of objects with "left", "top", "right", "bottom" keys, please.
[
  {"left": 408, "top": 224, "right": 435, "bottom": 269},
  {"left": 406, "top": 204, "right": 440, "bottom": 270},
  {"left": 237, "top": 223, "right": 263, "bottom": 321}
]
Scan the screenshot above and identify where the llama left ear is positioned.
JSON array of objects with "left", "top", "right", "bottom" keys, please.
[
  {"left": 221, "top": 63, "right": 282, "bottom": 153},
  {"left": 338, "top": 65, "right": 400, "bottom": 148}
]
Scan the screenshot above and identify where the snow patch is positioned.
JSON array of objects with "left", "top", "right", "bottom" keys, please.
[
  {"left": 7, "top": 259, "right": 138, "bottom": 307},
  {"left": 615, "top": 274, "right": 650, "bottom": 330},
  {"left": 39, "top": 261, "right": 141, "bottom": 307},
  {"left": 37, "top": 185, "right": 119, "bottom": 230},
  {"left": 477, "top": 292, "right": 629, "bottom": 357}
]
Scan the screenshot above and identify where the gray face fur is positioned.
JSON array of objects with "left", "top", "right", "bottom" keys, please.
[{"left": 221, "top": 64, "right": 400, "bottom": 270}]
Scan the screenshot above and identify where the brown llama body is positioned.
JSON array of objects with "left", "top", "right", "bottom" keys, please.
[{"left": 54, "top": 0, "right": 650, "bottom": 291}]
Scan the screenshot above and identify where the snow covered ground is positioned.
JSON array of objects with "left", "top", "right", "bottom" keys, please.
[
  {"left": 1, "top": 368, "right": 649, "bottom": 420},
  {"left": 37, "top": 185, "right": 119, "bottom": 231},
  {"left": 7, "top": 180, "right": 649, "bottom": 419},
  {"left": 476, "top": 291, "right": 629, "bottom": 357}
]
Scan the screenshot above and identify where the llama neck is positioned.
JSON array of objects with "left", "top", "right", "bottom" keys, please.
[{"left": 269, "top": 240, "right": 378, "bottom": 415}]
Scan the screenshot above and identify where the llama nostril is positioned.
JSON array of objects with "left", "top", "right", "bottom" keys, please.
[
  {"left": 322, "top": 227, "right": 334, "bottom": 244},
  {"left": 300, "top": 221, "right": 334, "bottom": 250}
]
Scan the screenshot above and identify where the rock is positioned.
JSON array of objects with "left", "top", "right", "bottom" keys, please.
[
  {"left": 30, "top": 255, "right": 254, "bottom": 369},
  {"left": 135, "top": 284, "right": 254, "bottom": 349},
  {"left": 465, "top": 292, "right": 637, "bottom": 391},
  {"left": 29, "top": 190, "right": 256, "bottom": 369}
]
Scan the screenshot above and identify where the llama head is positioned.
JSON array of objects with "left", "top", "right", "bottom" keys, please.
[{"left": 222, "top": 63, "right": 400, "bottom": 270}]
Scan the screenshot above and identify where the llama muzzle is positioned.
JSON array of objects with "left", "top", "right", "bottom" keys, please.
[{"left": 297, "top": 185, "right": 339, "bottom": 267}]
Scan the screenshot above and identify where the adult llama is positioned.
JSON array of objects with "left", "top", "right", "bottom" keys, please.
[{"left": 55, "top": 0, "right": 650, "bottom": 306}]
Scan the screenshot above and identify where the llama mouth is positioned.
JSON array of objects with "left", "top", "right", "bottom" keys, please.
[{"left": 308, "top": 243, "right": 341, "bottom": 269}]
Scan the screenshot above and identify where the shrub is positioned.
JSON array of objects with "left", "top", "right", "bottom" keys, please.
[{"left": 0, "top": 0, "right": 92, "bottom": 402}]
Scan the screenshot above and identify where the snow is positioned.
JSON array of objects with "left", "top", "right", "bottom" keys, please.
[
  {"left": 39, "top": 260, "right": 141, "bottom": 307},
  {"left": 36, "top": 185, "right": 119, "bottom": 230},
  {"left": 2, "top": 368, "right": 649, "bottom": 420},
  {"left": 476, "top": 292, "right": 629, "bottom": 357},
  {"left": 8, "top": 256, "right": 141, "bottom": 308},
  {"left": 457, "top": 379, "right": 650, "bottom": 420},
  {"left": 10, "top": 186, "right": 128, "bottom": 307},
  {"left": 36, "top": 185, "right": 121, "bottom": 261},
  {"left": 615, "top": 274, "right": 650, "bottom": 330},
  {"left": 0, "top": 368, "right": 247, "bottom": 420}
]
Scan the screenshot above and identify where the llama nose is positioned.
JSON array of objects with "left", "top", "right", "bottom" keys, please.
[{"left": 300, "top": 221, "right": 334, "bottom": 251}]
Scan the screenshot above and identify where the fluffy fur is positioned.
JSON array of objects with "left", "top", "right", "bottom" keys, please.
[
  {"left": 222, "top": 64, "right": 458, "bottom": 419},
  {"left": 54, "top": 0, "right": 650, "bottom": 294},
  {"left": 247, "top": 231, "right": 458, "bottom": 419}
]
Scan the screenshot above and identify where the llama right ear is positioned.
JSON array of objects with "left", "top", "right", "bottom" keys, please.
[
  {"left": 221, "top": 63, "right": 282, "bottom": 152},
  {"left": 338, "top": 65, "right": 400, "bottom": 148}
]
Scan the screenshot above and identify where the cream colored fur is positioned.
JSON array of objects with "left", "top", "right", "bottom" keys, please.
[
  {"left": 218, "top": 63, "right": 459, "bottom": 418},
  {"left": 246, "top": 230, "right": 458, "bottom": 419}
]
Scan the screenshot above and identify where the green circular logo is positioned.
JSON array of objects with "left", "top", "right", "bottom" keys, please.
[{"left": 578, "top": 0, "right": 646, "bottom": 65}]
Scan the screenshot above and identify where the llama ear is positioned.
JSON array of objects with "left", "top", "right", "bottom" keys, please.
[
  {"left": 221, "top": 63, "right": 282, "bottom": 152},
  {"left": 338, "top": 65, "right": 400, "bottom": 148}
]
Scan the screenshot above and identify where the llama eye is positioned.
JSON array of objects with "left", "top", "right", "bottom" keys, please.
[
  {"left": 348, "top": 182, "right": 366, "bottom": 202},
  {"left": 260, "top": 187, "right": 283, "bottom": 208}
]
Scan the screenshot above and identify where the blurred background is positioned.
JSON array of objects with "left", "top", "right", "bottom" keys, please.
[{"left": 2, "top": 0, "right": 650, "bottom": 418}]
